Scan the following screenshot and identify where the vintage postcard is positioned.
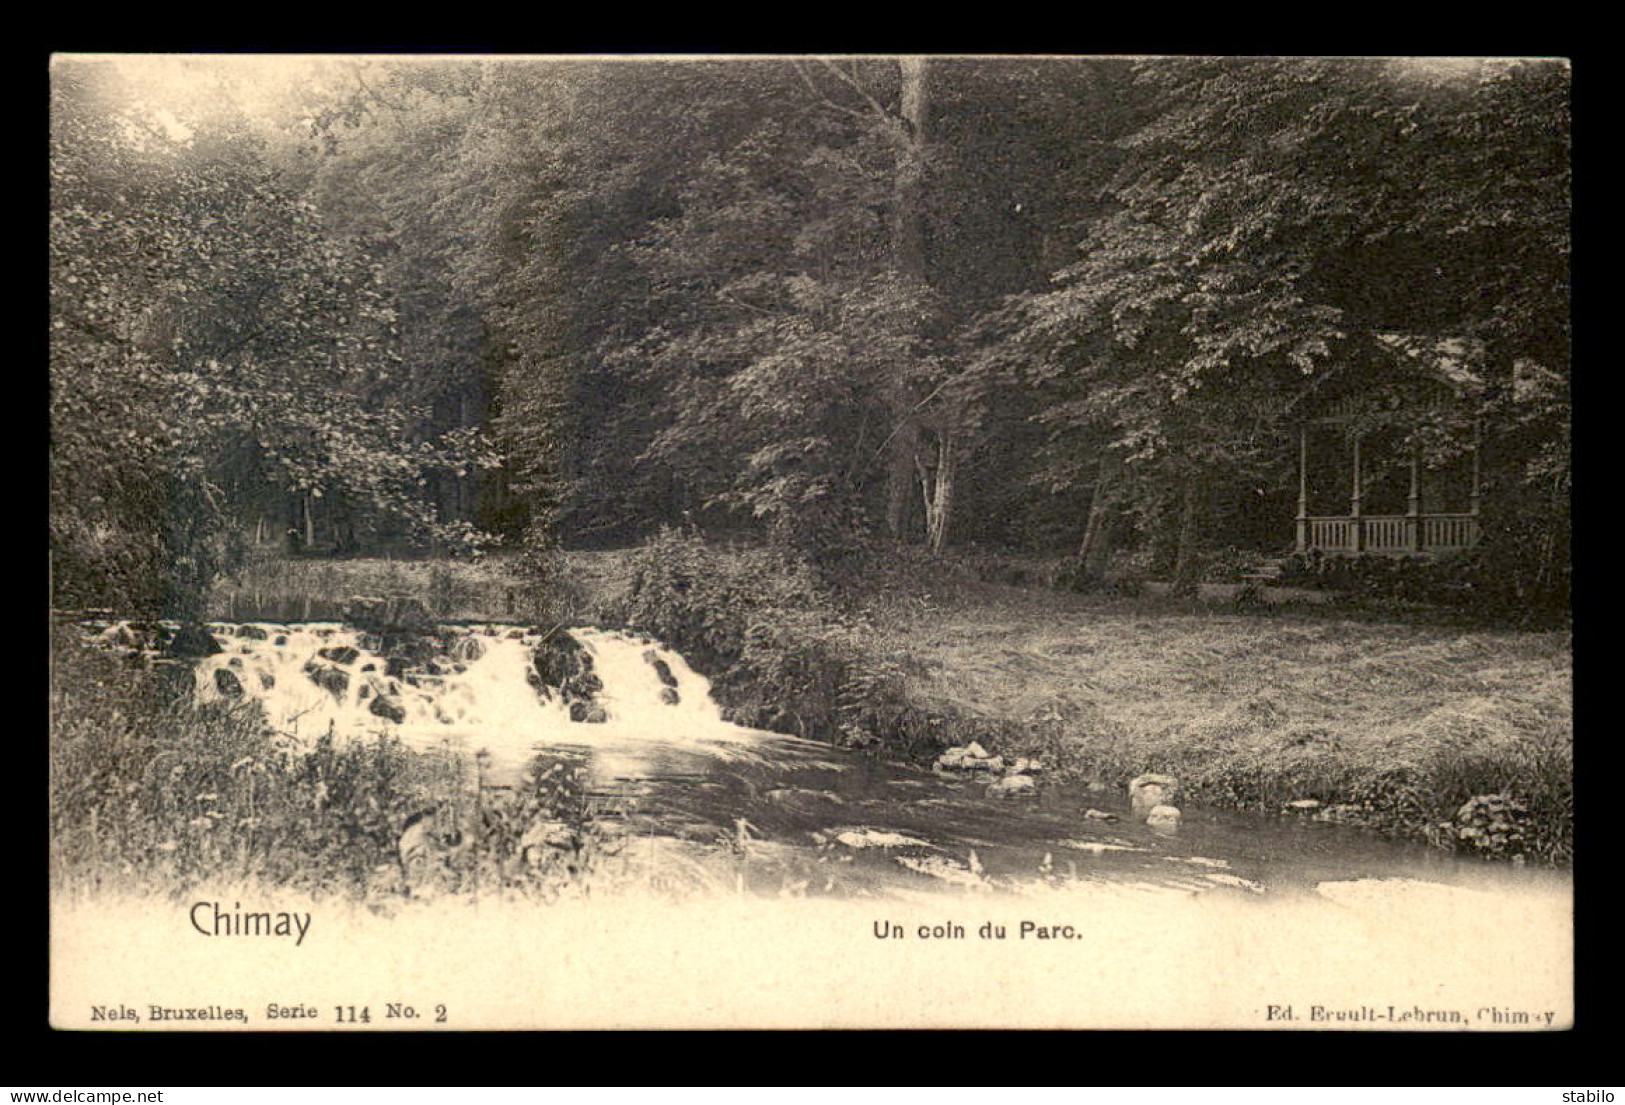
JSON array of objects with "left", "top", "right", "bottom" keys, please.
[{"left": 49, "top": 53, "right": 1572, "bottom": 1030}]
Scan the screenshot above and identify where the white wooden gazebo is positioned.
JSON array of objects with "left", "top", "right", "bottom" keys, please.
[{"left": 1294, "top": 334, "right": 1483, "bottom": 558}]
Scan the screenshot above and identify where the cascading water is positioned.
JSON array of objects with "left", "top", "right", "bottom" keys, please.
[{"left": 188, "top": 622, "right": 764, "bottom": 782}]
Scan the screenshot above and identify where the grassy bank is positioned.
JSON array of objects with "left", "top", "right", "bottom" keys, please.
[{"left": 871, "top": 580, "right": 1573, "bottom": 863}]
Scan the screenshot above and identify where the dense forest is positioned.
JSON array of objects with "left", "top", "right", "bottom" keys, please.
[{"left": 50, "top": 56, "right": 1571, "bottom": 616}]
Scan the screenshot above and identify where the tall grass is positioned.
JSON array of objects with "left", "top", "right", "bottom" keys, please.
[{"left": 49, "top": 627, "right": 619, "bottom": 900}]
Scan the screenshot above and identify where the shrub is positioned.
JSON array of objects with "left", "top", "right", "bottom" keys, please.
[
  {"left": 608, "top": 528, "right": 936, "bottom": 752},
  {"left": 1199, "top": 545, "right": 1272, "bottom": 583}
]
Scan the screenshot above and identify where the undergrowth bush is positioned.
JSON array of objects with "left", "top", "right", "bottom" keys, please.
[
  {"left": 1278, "top": 546, "right": 1569, "bottom": 625},
  {"left": 49, "top": 628, "right": 611, "bottom": 899},
  {"left": 605, "top": 528, "right": 941, "bottom": 753}
]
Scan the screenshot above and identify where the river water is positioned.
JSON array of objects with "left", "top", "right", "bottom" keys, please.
[{"left": 68, "top": 616, "right": 1560, "bottom": 907}]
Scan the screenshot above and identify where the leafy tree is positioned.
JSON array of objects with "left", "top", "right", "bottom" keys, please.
[
  {"left": 51, "top": 58, "right": 492, "bottom": 613},
  {"left": 989, "top": 57, "right": 1568, "bottom": 590}
]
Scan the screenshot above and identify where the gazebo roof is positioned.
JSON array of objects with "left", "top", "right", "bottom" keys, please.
[{"left": 1372, "top": 332, "right": 1486, "bottom": 391}]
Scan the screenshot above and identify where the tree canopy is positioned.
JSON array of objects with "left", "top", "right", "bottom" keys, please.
[{"left": 50, "top": 55, "right": 1571, "bottom": 611}]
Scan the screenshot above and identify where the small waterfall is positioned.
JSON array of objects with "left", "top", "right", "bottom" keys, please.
[
  {"left": 572, "top": 627, "right": 724, "bottom": 730},
  {"left": 175, "top": 621, "right": 764, "bottom": 773}
]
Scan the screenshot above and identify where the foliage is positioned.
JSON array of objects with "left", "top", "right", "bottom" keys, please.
[
  {"left": 52, "top": 56, "right": 1568, "bottom": 620},
  {"left": 606, "top": 529, "right": 937, "bottom": 750},
  {"left": 985, "top": 57, "right": 1569, "bottom": 586},
  {"left": 51, "top": 59, "right": 497, "bottom": 615},
  {"left": 1277, "top": 546, "right": 1569, "bottom": 623}
]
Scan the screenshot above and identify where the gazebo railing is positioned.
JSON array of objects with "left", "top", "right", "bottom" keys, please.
[
  {"left": 1422, "top": 514, "right": 1479, "bottom": 552},
  {"left": 1300, "top": 514, "right": 1479, "bottom": 556}
]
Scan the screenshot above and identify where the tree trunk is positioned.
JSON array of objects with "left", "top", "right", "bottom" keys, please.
[
  {"left": 885, "top": 419, "right": 920, "bottom": 540},
  {"left": 458, "top": 392, "right": 476, "bottom": 524},
  {"left": 891, "top": 58, "right": 928, "bottom": 281},
  {"left": 1171, "top": 476, "right": 1204, "bottom": 597},
  {"left": 1076, "top": 453, "right": 1122, "bottom": 584},
  {"left": 924, "top": 431, "right": 957, "bottom": 555},
  {"left": 303, "top": 492, "right": 316, "bottom": 552},
  {"left": 890, "top": 59, "right": 949, "bottom": 542},
  {"left": 882, "top": 59, "right": 931, "bottom": 543}
]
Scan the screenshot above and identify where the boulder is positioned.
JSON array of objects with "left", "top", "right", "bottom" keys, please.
[
  {"left": 273, "top": 635, "right": 288, "bottom": 647},
  {"left": 1146, "top": 804, "right": 1182, "bottom": 833},
  {"left": 385, "top": 656, "right": 409, "bottom": 679},
  {"left": 1082, "top": 809, "right": 1120, "bottom": 822},
  {"left": 318, "top": 645, "right": 360, "bottom": 667},
  {"left": 1285, "top": 799, "right": 1322, "bottom": 813},
  {"left": 987, "top": 774, "right": 1038, "bottom": 799},
  {"left": 304, "top": 662, "right": 350, "bottom": 699},
  {"left": 533, "top": 633, "right": 602, "bottom": 707},
  {"left": 235, "top": 624, "right": 269, "bottom": 640},
  {"left": 642, "top": 650, "right": 680, "bottom": 688},
  {"left": 369, "top": 694, "right": 407, "bottom": 724},
  {"left": 167, "top": 623, "right": 223, "bottom": 659},
  {"left": 213, "top": 667, "right": 245, "bottom": 698},
  {"left": 935, "top": 742, "right": 1017, "bottom": 775},
  {"left": 1129, "top": 773, "right": 1181, "bottom": 820},
  {"left": 455, "top": 635, "right": 486, "bottom": 663},
  {"left": 659, "top": 687, "right": 680, "bottom": 706},
  {"left": 583, "top": 705, "right": 609, "bottom": 724}
]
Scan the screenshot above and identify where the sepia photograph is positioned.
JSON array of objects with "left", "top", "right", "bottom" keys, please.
[{"left": 48, "top": 53, "right": 1572, "bottom": 1030}]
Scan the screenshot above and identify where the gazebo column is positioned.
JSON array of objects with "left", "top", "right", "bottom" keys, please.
[
  {"left": 1350, "top": 433, "right": 1363, "bottom": 553},
  {"left": 1469, "top": 417, "right": 1482, "bottom": 545},
  {"left": 1295, "top": 424, "right": 1308, "bottom": 554},
  {"left": 1407, "top": 442, "right": 1423, "bottom": 553}
]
